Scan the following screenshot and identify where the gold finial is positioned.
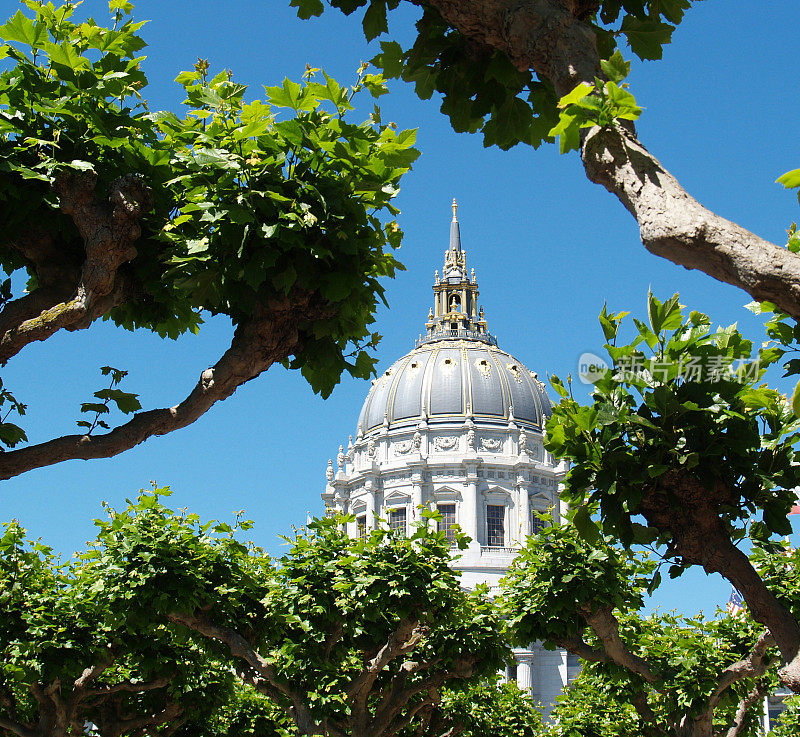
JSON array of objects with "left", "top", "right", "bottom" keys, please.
[{"left": 451, "top": 198, "right": 458, "bottom": 222}]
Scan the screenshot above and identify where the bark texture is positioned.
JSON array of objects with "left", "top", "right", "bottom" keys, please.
[
  {"left": 554, "top": 595, "right": 779, "bottom": 737},
  {"left": 640, "top": 470, "right": 800, "bottom": 693},
  {"left": 0, "top": 170, "right": 148, "bottom": 364}
]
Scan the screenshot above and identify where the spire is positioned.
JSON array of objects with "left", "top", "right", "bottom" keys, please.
[
  {"left": 416, "top": 200, "right": 496, "bottom": 348},
  {"left": 449, "top": 198, "right": 462, "bottom": 253}
]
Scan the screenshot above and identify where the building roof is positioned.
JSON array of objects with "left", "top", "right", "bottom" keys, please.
[{"left": 357, "top": 201, "right": 551, "bottom": 435}]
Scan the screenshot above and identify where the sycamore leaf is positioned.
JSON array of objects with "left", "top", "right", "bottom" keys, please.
[
  {"left": 290, "top": 0, "right": 324, "bottom": 19},
  {"left": 600, "top": 50, "right": 631, "bottom": 84},
  {"left": 362, "top": 0, "right": 388, "bottom": 41},
  {"left": 94, "top": 388, "right": 141, "bottom": 414},
  {"left": 620, "top": 16, "right": 674, "bottom": 61},
  {"left": 777, "top": 169, "right": 800, "bottom": 189},
  {"left": 0, "top": 10, "right": 46, "bottom": 48}
]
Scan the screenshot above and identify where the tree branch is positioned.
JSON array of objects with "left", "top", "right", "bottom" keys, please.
[
  {"left": 579, "top": 605, "right": 657, "bottom": 684},
  {"left": 82, "top": 676, "right": 172, "bottom": 698},
  {"left": 167, "top": 610, "right": 316, "bottom": 734},
  {"left": 708, "top": 631, "right": 775, "bottom": 712},
  {"left": 347, "top": 618, "right": 425, "bottom": 717},
  {"left": 724, "top": 677, "right": 772, "bottom": 737},
  {"left": 554, "top": 634, "right": 611, "bottom": 664},
  {"left": 0, "top": 170, "right": 150, "bottom": 364},
  {"left": 581, "top": 124, "right": 800, "bottom": 321},
  {"left": 101, "top": 698, "right": 183, "bottom": 737},
  {"left": 417, "top": 0, "right": 800, "bottom": 321},
  {"left": 0, "top": 292, "right": 329, "bottom": 480},
  {"left": 0, "top": 715, "right": 38, "bottom": 737},
  {"left": 73, "top": 655, "right": 114, "bottom": 691}
]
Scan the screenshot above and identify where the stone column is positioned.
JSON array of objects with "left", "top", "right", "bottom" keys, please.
[
  {"left": 517, "top": 656, "right": 534, "bottom": 695},
  {"left": 411, "top": 475, "right": 423, "bottom": 520},
  {"left": 364, "top": 479, "right": 376, "bottom": 531},
  {"left": 463, "top": 462, "right": 480, "bottom": 547},
  {"left": 518, "top": 478, "right": 530, "bottom": 539}
]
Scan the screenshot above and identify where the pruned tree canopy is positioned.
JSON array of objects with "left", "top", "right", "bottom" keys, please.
[
  {"left": 0, "top": 490, "right": 509, "bottom": 737},
  {"left": 503, "top": 522, "right": 783, "bottom": 737},
  {"left": 0, "top": 0, "right": 418, "bottom": 479}
]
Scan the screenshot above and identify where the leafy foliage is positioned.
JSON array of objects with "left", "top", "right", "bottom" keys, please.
[
  {"left": 544, "top": 292, "right": 800, "bottom": 554},
  {"left": 503, "top": 523, "right": 778, "bottom": 736},
  {"left": 432, "top": 681, "right": 545, "bottom": 737},
  {"left": 0, "top": 514, "right": 233, "bottom": 736},
  {"left": 549, "top": 51, "right": 641, "bottom": 153},
  {"left": 87, "top": 491, "right": 508, "bottom": 736},
  {"left": 503, "top": 523, "right": 653, "bottom": 648},
  {"left": 76, "top": 365, "right": 140, "bottom": 433},
  {"left": 292, "top": 1, "right": 691, "bottom": 151},
  {"left": 0, "top": 0, "right": 420, "bottom": 444}
]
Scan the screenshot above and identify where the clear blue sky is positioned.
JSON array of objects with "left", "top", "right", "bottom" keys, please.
[{"left": 2, "top": 0, "right": 799, "bottom": 615}]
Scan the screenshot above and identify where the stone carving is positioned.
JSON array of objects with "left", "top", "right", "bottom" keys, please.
[
  {"left": 466, "top": 429, "right": 476, "bottom": 451},
  {"left": 394, "top": 438, "right": 414, "bottom": 456},
  {"left": 480, "top": 437, "right": 502, "bottom": 452},
  {"left": 518, "top": 430, "right": 527, "bottom": 455},
  {"left": 506, "top": 363, "right": 523, "bottom": 383},
  {"left": 326, "top": 459, "right": 334, "bottom": 482},
  {"left": 346, "top": 435, "right": 355, "bottom": 462},
  {"left": 434, "top": 435, "right": 459, "bottom": 452},
  {"left": 413, "top": 430, "right": 422, "bottom": 450},
  {"left": 367, "top": 439, "right": 376, "bottom": 458},
  {"left": 531, "top": 372, "right": 547, "bottom": 392},
  {"left": 337, "top": 444, "right": 345, "bottom": 470},
  {"left": 475, "top": 357, "right": 492, "bottom": 378}
]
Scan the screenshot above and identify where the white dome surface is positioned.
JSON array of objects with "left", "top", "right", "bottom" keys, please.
[{"left": 357, "top": 339, "right": 551, "bottom": 433}]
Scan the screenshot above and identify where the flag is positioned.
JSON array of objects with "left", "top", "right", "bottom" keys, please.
[{"left": 726, "top": 588, "right": 745, "bottom": 617}]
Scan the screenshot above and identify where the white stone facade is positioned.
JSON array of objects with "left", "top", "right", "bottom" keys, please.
[{"left": 322, "top": 202, "right": 570, "bottom": 713}]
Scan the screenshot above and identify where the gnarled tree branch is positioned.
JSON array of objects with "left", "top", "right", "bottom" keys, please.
[
  {"left": 0, "top": 292, "right": 329, "bottom": 480},
  {"left": 0, "top": 170, "right": 151, "bottom": 364},
  {"left": 167, "top": 609, "right": 315, "bottom": 733},
  {"left": 724, "top": 677, "right": 772, "bottom": 737},
  {"left": 579, "top": 605, "right": 657, "bottom": 684}
]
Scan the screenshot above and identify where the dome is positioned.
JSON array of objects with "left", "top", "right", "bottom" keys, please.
[
  {"left": 357, "top": 340, "right": 551, "bottom": 433},
  {"left": 357, "top": 199, "right": 551, "bottom": 435}
]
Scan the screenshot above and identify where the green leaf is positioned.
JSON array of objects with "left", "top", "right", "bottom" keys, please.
[
  {"left": 0, "top": 422, "right": 27, "bottom": 447},
  {"left": 372, "top": 40, "right": 404, "bottom": 79},
  {"left": 600, "top": 50, "right": 630, "bottom": 84},
  {"left": 94, "top": 388, "right": 141, "bottom": 414},
  {"left": 0, "top": 9, "right": 46, "bottom": 48},
  {"left": 557, "top": 83, "right": 594, "bottom": 109},
  {"left": 572, "top": 506, "right": 600, "bottom": 544},
  {"left": 777, "top": 169, "right": 800, "bottom": 189},
  {"left": 620, "top": 16, "right": 674, "bottom": 61},
  {"left": 362, "top": 0, "right": 388, "bottom": 41},
  {"left": 80, "top": 403, "right": 111, "bottom": 415},
  {"left": 791, "top": 378, "right": 800, "bottom": 418},
  {"left": 108, "top": 0, "right": 135, "bottom": 14},
  {"left": 265, "top": 78, "right": 304, "bottom": 110},
  {"left": 290, "top": 0, "right": 324, "bottom": 19}
]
